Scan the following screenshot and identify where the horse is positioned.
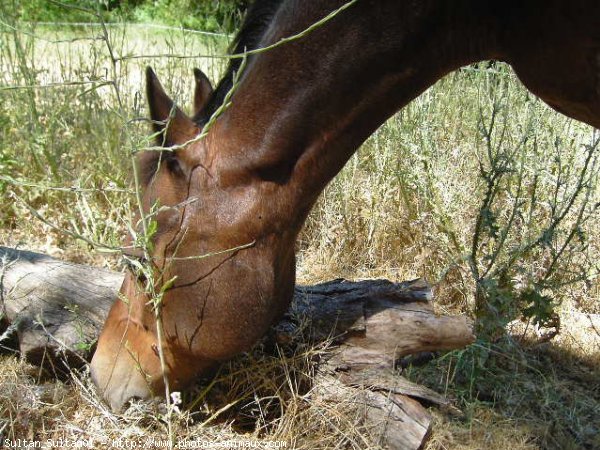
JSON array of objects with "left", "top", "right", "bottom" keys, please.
[{"left": 90, "top": 0, "right": 600, "bottom": 412}]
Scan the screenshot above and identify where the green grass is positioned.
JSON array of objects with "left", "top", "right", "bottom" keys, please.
[
  {"left": 0, "top": 21, "right": 228, "bottom": 260},
  {"left": 405, "top": 340, "right": 600, "bottom": 449},
  {"left": 0, "top": 17, "right": 599, "bottom": 450}
]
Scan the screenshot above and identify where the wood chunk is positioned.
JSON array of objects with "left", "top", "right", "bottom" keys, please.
[
  {"left": 313, "top": 375, "right": 432, "bottom": 450},
  {"left": 0, "top": 246, "right": 476, "bottom": 449},
  {"left": 0, "top": 246, "right": 123, "bottom": 369}
]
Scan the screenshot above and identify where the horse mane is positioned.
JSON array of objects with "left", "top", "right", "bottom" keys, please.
[{"left": 193, "top": 0, "right": 285, "bottom": 125}]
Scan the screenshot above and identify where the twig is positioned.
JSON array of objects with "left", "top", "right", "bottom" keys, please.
[
  {"left": 10, "top": 191, "right": 122, "bottom": 253},
  {"left": 0, "top": 80, "right": 112, "bottom": 91},
  {"left": 116, "top": 0, "right": 360, "bottom": 62},
  {"left": 28, "top": 22, "right": 230, "bottom": 37},
  {"left": 0, "top": 175, "right": 133, "bottom": 194}
]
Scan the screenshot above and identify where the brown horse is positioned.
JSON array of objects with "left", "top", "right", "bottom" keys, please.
[{"left": 90, "top": 0, "right": 600, "bottom": 411}]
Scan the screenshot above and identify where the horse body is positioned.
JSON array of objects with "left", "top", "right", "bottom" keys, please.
[{"left": 90, "top": 0, "right": 600, "bottom": 411}]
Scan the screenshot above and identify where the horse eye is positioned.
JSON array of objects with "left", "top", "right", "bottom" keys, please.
[
  {"left": 123, "top": 254, "right": 149, "bottom": 282},
  {"left": 164, "top": 153, "right": 184, "bottom": 176},
  {"left": 134, "top": 269, "right": 147, "bottom": 282}
]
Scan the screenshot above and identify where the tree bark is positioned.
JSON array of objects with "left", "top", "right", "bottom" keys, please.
[{"left": 0, "top": 246, "right": 475, "bottom": 449}]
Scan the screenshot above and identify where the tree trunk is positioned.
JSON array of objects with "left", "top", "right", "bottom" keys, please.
[{"left": 0, "top": 246, "right": 475, "bottom": 449}]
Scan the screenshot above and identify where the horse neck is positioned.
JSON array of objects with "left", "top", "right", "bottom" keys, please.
[{"left": 210, "top": 0, "right": 511, "bottom": 229}]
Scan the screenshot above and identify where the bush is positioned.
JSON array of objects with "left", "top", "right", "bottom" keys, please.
[
  {"left": 14, "top": 0, "right": 107, "bottom": 22},
  {"left": 126, "top": 0, "right": 247, "bottom": 32},
  {"left": 11, "top": 0, "right": 247, "bottom": 32}
]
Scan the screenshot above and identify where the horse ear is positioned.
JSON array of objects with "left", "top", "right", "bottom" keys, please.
[
  {"left": 146, "top": 67, "right": 198, "bottom": 147},
  {"left": 192, "top": 68, "right": 213, "bottom": 115}
]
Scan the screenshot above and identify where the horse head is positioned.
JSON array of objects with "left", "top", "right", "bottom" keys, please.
[{"left": 90, "top": 68, "right": 296, "bottom": 411}]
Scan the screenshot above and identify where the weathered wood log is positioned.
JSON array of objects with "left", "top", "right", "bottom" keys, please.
[
  {"left": 0, "top": 246, "right": 475, "bottom": 449},
  {"left": 290, "top": 278, "right": 474, "bottom": 369},
  {"left": 0, "top": 246, "right": 122, "bottom": 369},
  {"left": 282, "top": 279, "right": 473, "bottom": 449}
]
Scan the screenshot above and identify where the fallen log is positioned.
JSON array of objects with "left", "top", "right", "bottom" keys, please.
[
  {"left": 0, "top": 246, "right": 475, "bottom": 449},
  {"left": 0, "top": 246, "right": 122, "bottom": 367}
]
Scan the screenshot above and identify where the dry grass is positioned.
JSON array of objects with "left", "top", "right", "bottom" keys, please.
[
  {"left": 0, "top": 16, "right": 599, "bottom": 450},
  {"left": 418, "top": 321, "right": 600, "bottom": 449},
  {"left": 0, "top": 334, "right": 381, "bottom": 448}
]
